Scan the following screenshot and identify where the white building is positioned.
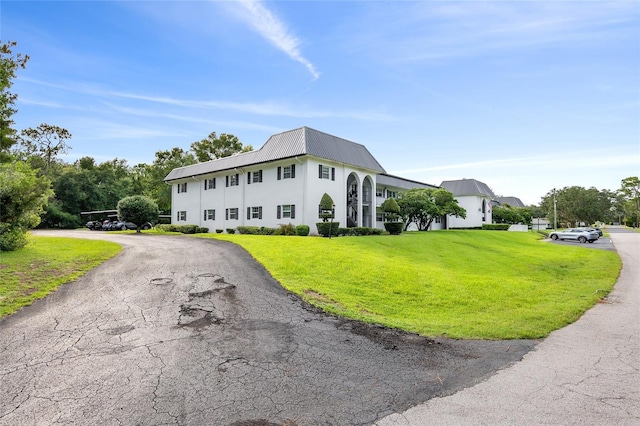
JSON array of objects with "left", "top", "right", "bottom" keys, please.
[
  {"left": 440, "top": 178, "right": 495, "bottom": 228},
  {"left": 164, "top": 127, "right": 444, "bottom": 233}
]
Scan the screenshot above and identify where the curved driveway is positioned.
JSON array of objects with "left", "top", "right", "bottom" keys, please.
[
  {"left": 377, "top": 227, "right": 640, "bottom": 425},
  {"left": 1, "top": 230, "right": 534, "bottom": 426}
]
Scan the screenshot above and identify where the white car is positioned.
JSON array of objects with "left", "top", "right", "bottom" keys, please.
[{"left": 549, "top": 229, "right": 598, "bottom": 243}]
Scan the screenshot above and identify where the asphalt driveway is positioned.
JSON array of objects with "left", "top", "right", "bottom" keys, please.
[{"left": 1, "top": 230, "right": 535, "bottom": 426}]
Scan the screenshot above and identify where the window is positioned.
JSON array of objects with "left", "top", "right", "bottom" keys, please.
[
  {"left": 318, "top": 165, "right": 335, "bottom": 180},
  {"left": 247, "top": 206, "right": 262, "bottom": 220},
  {"left": 226, "top": 174, "right": 239, "bottom": 187},
  {"left": 247, "top": 170, "right": 263, "bottom": 184},
  {"left": 376, "top": 187, "right": 383, "bottom": 197},
  {"left": 277, "top": 164, "right": 296, "bottom": 180},
  {"left": 387, "top": 190, "right": 398, "bottom": 199},
  {"left": 376, "top": 212, "right": 384, "bottom": 222},
  {"left": 204, "top": 178, "right": 216, "bottom": 190},
  {"left": 177, "top": 183, "right": 187, "bottom": 193},
  {"left": 277, "top": 204, "right": 296, "bottom": 219},
  {"left": 204, "top": 209, "right": 215, "bottom": 221},
  {"left": 435, "top": 216, "right": 441, "bottom": 224},
  {"left": 226, "top": 208, "right": 238, "bottom": 220},
  {"left": 177, "top": 211, "right": 187, "bottom": 221}
]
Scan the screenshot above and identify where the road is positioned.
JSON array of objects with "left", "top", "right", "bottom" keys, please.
[
  {"left": 1, "top": 230, "right": 534, "bottom": 426},
  {"left": 376, "top": 226, "right": 640, "bottom": 425}
]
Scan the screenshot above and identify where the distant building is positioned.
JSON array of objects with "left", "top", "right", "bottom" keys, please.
[
  {"left": 495, "top": 196, "right": 526, "bottom": 208},
  {"left": 440, "top": 178, "right": 495, "bottom": 228}
]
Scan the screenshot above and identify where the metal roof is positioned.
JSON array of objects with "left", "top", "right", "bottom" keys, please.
[
  {"left": 377, "top": 174, "right": 439, "bottom": 190},
  {"left": 496, "top": 196, "right": 526, "bottom": 207},
  {"left": 439, "top": 178, "right": 496, "bottom": 197},
  {"left": 164, "top": 127, "right": 386, "bottom": 182}
]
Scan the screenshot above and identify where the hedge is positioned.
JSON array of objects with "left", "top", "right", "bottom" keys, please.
[
  {"left": 482, "top": 224, "right": 510, "bottom": 231},
  {"left": 155, "top": 224, "right": 209, "bottom": 234}
]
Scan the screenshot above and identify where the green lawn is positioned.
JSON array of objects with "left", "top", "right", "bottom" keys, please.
[
  {"left": 0, "top": 236, "right": 122, "bottom": 318},
  {"left": 201, "top": 231, "right": 621, "bottom": 339}
]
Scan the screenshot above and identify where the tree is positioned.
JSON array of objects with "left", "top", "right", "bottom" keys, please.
[
  {"left": 381, "top": 197, "right": 403, "bottom": 234},
  {"left": 117, "top": 195, "right": 159, "bottom": 233},
  {"left": 18, "top": 124, "right": 72, "bottom": 171},
  {"left": 190, "top": 132, "right": 253, "bottom": 162},
  {"left": 318, "top": 193, "right": 335, "bottom": 222},
  {"left": 619, "top": 176, "right": 640, "bottom": 227},
  {"left": 540, "top": 186, "right": 611, "bottom": 227},
  {"left": 141, "top": 148, "right": 195, "bottom": 213},
  {"left": 492, "top": 204, "right": 532, "bottom": 225},
  {"left": 0, "top": 161, "right": 52, "bottom": 250},
  {"left": 397, "top": 188, "right": 466, "bottom": 231},
  {"left": 0, "top": 41, "right": 29, "bottom": 162}
]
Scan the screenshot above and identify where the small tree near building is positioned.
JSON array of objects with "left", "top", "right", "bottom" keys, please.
[
  {"left": 117, "top": 195, "right": 159, "bottom": 233},
  {"left": 381, "top": 197, "right": 403, "bottom": 235}
]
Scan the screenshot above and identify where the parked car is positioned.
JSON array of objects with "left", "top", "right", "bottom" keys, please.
[
  {"left": 576, "top": 227, "right": 601, "bottom": 240},
  {"left": 113, "top": 221, "right": 153, "bottom": 231},
  {"left": 549, "top": 228, "right": 598, "bottom": 243},
  {"left": 85, "top": 221, "right": 102, "bottom": 230}
]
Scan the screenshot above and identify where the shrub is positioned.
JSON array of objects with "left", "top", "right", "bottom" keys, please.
[
  {"left": 318, "top": 193, "right": 335, "bottom": 222},
  {"left": 216, "top": 229, "right": 223, "bottom": 233},
  {"left": 117, "top": 195, "right": 159, "bottom": 233},
  {"left": 296, "top": 225, "right": 310, "bottom": 236},
  {"left": 195, "top": 227, "right": 209, "bottom": 234},
  {"left": 384, "top": 222, "right": 404, "bottom": 235},
  {"left": 237, "top": 226, "right": 261, "bottom": 235},
  {"left": 274, "top": 223, "right": 296, "bottom": 236},
  {"left": 482, "top": 224, "right": 510, "bottom": 231},
  {"left": 226, "top": 228, "right": 236, "bottom": 234},
  {"left": 316, "top": 222, "right": 340, "bottom": 237},
  {"left": 260, "top": 227, "right": 276, "bottom": 235}
]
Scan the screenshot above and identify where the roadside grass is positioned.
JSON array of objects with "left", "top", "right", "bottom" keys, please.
[
  {"left": 0, "top": 236, "right": 121, "bottom": 319},
  {"left": 200, "top": 231, "right": 621, "bottom": 339}
]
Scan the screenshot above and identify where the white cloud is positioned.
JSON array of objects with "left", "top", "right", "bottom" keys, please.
[{"left": 235, "top": 0, "right": 320, "bottom": 80}]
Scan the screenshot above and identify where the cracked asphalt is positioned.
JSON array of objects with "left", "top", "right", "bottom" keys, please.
[
  {"left": 376, "top": 227, "right": 640, "bottom": 425},
  {"left": 1, "top": 230, "right": 538, "bottom": 425}
]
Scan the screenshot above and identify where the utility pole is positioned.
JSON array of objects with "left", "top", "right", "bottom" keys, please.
[{"left": 553, "top": 188, "right": 557, "bottom": 230}]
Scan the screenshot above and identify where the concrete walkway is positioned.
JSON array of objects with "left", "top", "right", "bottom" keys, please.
[{"left": 376, "top": 227, "right": 640, "bottom": 426}]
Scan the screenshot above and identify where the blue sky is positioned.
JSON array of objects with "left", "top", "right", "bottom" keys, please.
[{"left": 3, "top": 1, "right": 639, "bottom": 205}]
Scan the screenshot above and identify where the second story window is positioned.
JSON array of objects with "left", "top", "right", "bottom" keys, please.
[
  {"left": 204, "top": 178, "right": 216, "bottom": 190},
  {"left": 247, "top": 170, "right": 263, "bottom": 184},
  {"left": 226, "top": 173, "right": 239, "bottom": 187},
  {"left": 177, "top": 183, "right": 187, "bottom": 193},
  {"left": 319, "top": 165, "right": 335, "bottom": 181}
]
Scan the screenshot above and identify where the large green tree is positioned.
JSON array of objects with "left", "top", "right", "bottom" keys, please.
[
  {"left": 0, "top": 161, "right": 52, "bottom": 250},
  {"left": 190, "top": 132, "right": 252, "bottom": 162},
  {"left": 0, "top": 41, "right": 29, "bottom": 162},
  {"left": 492, "top": 204, "right": 532, "bottom": 225},
  {"left": 540, "top": 186, "right": 611, "bottom": 227},
  {"left": 619, "top": 176, "right": 640, "bottom": 227},
  {"left": 397, "top": 188, "right": 466, "bottom": 231}
]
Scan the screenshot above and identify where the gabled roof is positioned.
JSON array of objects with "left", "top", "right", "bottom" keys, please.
[
  {"left": 377, "top": 174, "right": 439, "bottom": 190},
  {"left": 440, "top": 178, "right": 496, "bottom": 198},
  {"left": 164, "top": 126, "right": 385, "bottom": 182},
  {"left": 496, "top": 196, "right": 525, "bottom": 207}
]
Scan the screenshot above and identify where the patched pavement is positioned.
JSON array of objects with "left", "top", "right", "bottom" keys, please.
[{"left": 1, "top": 230, "right": 535, "bottom": 425}]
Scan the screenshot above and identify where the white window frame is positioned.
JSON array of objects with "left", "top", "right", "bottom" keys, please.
[
  {"left": 282, "top": 204, "right": 292, "bottom": 218},
  {"left": 228, "top": 208, "right": 238, "bottom": 220},
  {"left": 321, "top": 165, "right": 330, "bottom": 180},
  {"left": 205, "top": 209, "right": 215, "bottom": 221},
  {"left": 204, "top": 178, "right": 215, "bottom": 190},
  {"left": 283, "top": 166, "right": 292, "bottom": 179},
  {"left": 177, "top": 211, "right": 187, "bottom": 221},
  {"left": 177, "top": 183, "right": 187, "bottom": 193}
]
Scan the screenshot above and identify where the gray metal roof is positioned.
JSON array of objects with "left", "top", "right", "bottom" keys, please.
[
  {"left": 164, "top": 126, "right": 386, "bottom": 181},
  {"left": 377, "top": 174, "right": 439, "bottom": 190},
  {"left": 496, "top": 196, "right": 525, "bottom": 207},
  {"left": 440, "top": 178, "right": 496, "bottom": 197}
]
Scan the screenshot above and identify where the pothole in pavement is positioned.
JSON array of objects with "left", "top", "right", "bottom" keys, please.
[{"left": 177, "top": 274, "right": 236, "bottom": 329}]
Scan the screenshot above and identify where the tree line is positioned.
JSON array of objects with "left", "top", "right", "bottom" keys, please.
[{"left": 1, "top": 41, "right": 639, "bottom": 251}]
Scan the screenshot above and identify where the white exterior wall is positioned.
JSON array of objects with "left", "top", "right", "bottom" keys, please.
[
  {"left": 446, "top": 195, "right": 492, "bottom": 228},
  {"left": 169, "top": 156, "right": 378, "bottom": 234}
]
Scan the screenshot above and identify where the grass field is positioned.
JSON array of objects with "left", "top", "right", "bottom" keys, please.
[
  {"left": 0, "top": 236, "right": 122, "bottom": 318},
  {"left": 202, "top": 231, "right": 621, "bottom": 339}
]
